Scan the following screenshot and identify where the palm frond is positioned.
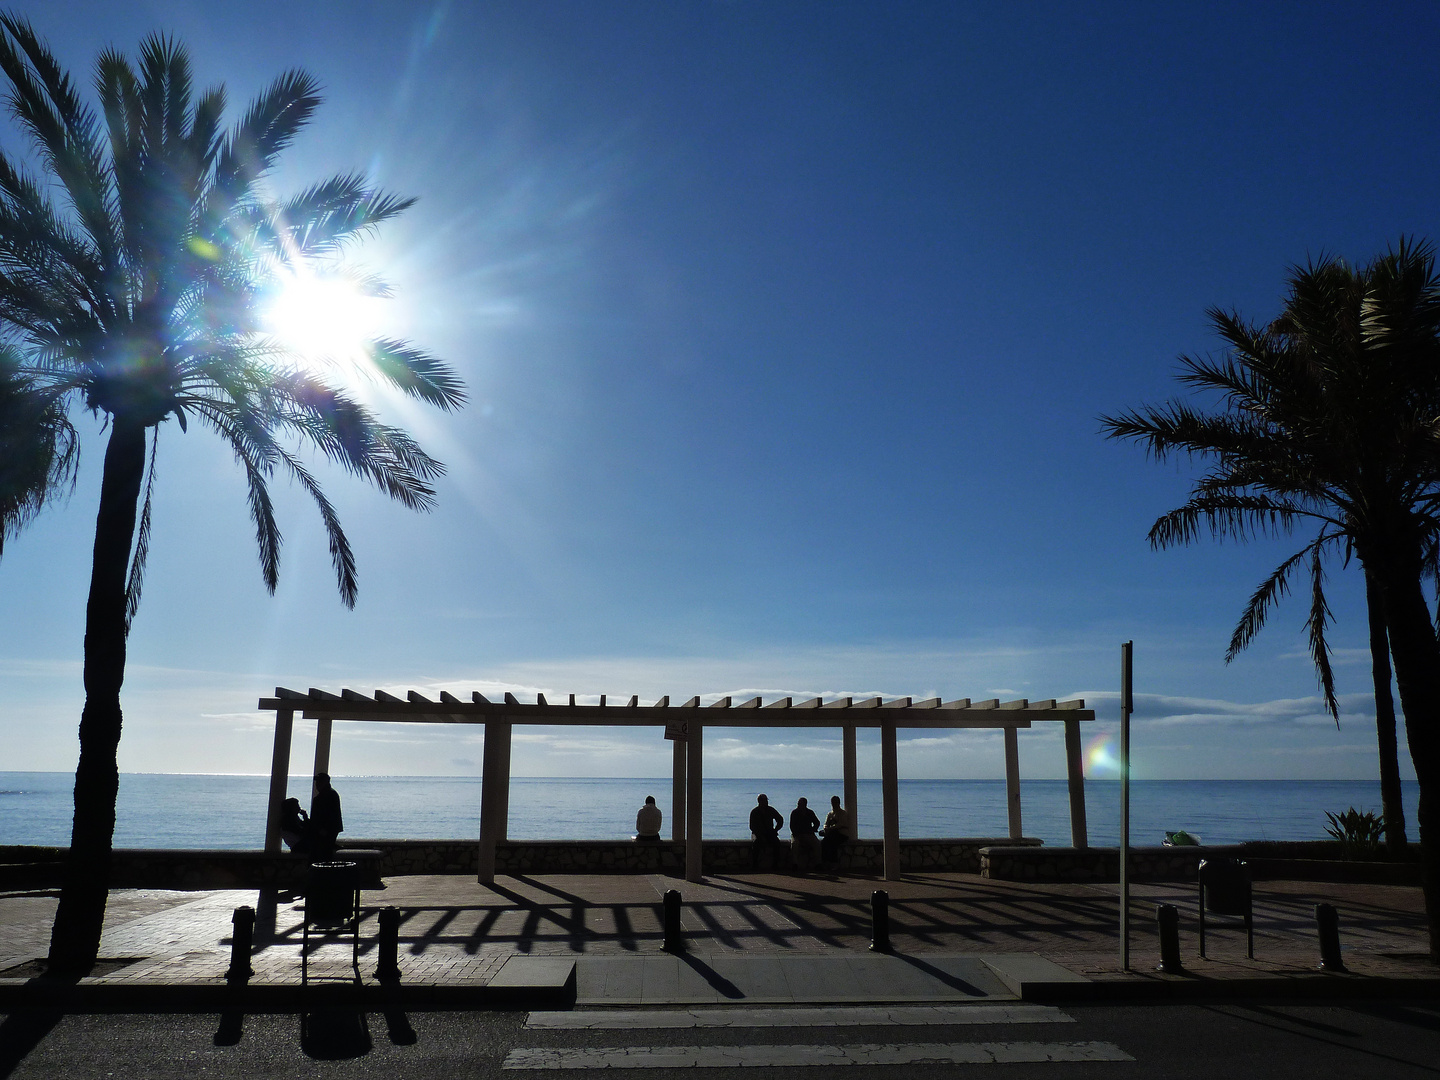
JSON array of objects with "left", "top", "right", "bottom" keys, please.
[
  {"left": 0, "top": 14, "right": 119, "bottom": 267},
  {"left": 1306, "top": 541, "right": 1339, "bottom": 722},
  {"left": 363, "top": 337, "right": 466, "bottom": 409},
  {"left": 276, "top": 447, "right": 358, "bottom": 607},
  {"left": 123, "top": 428, "right": 159, "bottom": 634}
]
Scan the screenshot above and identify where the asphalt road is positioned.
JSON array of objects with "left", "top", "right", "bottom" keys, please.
[{"left": 2, "top": 999, "right": 1439, "bottom": 1078}]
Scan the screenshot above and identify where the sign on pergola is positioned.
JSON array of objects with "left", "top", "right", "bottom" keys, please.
[{"left": 258, "top": 688, "right": 1095, "bottom": 883}]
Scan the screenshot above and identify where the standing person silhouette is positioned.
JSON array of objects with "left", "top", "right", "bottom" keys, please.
[
  {"left": 749, "top": 794, "right": 784, "bottom": 870},
  {"left": 308, "top": 772, "right": 344, "bottom": 859},
  {"left": 789, "top": 797, "right": 821, "bottom": 871}
]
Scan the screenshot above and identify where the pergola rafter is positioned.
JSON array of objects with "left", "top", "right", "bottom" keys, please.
[{"left": 259, "top": 688, "right": 1095, "bottom": 882}]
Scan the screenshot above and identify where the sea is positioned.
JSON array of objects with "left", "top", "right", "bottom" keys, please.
[{"left": 0, "top": 773, "right": 1418, "bottom": 850}]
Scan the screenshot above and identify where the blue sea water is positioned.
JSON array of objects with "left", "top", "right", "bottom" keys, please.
[{"left": 0, "top": 773, "right": 1417, "bottom": 851}]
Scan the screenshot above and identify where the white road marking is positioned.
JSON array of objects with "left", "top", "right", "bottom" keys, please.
[
  {"left": 526, "top": 1005, "right": 1074, "bottom": 1029},
  {"left": 503, "top": 1041, "right": 1134, "bottom": 1068}
]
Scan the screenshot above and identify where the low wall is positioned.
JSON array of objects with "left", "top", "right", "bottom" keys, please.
[
  {"left": 6, "top": 838, "right": 1417, "bottom": 889},
  {"left": 0, "top": 836, "right": 1038, "bottom": 889},
  {"left": 979, "top": 845, "right": 1240, "bottom": 883},
  {"left": 978, "top": 844, "right": 1423, "bottom": 885}
]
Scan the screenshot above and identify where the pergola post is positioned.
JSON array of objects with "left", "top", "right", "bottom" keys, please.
[
  {"left": 1064, "top": 716, "right": 1088, "bottom": 847},
  {"left": 671, "top": 739, "right": 686, "bottom": 843},
  {"left": 880, "top": 721, "right": 900, "bottom": 881},
  {"left": 842, "top": 722, "right": 858, "bottom": 827},
  {"left": 477, "top": 718, "right": 513, "bottom": 884},
  {"left": 1004, "top": 725, "right": 1023, "bottom": 840},
  {"left": 313, "top": 717, "right": 333, "bottom": 782},
  {"left": 686, "top": 722, "right": 703, "bottom": 882},
  {"left": 263, "top": 708, "right": 294, "bottom": 854}
]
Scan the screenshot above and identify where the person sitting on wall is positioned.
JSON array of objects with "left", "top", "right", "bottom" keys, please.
[
  {"left": 789, "top": 797, "right": 821, "bottom": 872},
  {"left": 280, "top": 797, "right": 310, "bottom": 852},
  {"left": 749, "top": 793, "right": 785, "bottom": 870},
  {"left": 307, "top": 772, "right": 344, "bottom": 859},
  {"left": 635, "top": 795, "right": 663, "bottom": 841},
  {"left": 820, "top": 795, "right": 850, "bottom": 870}
]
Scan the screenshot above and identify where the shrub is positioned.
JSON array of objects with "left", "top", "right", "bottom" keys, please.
[{"left": 1323, "top": 808, "right": 1386, "bottom": 859}]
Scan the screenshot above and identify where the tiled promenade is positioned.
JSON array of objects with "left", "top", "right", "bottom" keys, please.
[{"left": 1, "top": 871, "right": 1435, "bottom": 1002}]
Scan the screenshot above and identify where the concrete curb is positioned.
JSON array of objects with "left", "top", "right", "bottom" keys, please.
[
  {"left": 0, "top": 958, "right": 577, "bottom": 1013},
  {"left": 1018, "top": 975, "right": 1440, "bottom": 1004}
]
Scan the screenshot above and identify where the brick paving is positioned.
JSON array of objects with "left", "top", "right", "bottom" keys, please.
[{"left": 1, "top": 869, "right": 1435, "bottom": 993}]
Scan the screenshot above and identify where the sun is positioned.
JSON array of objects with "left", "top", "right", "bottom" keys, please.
[{"left": 262, "top": 271, "right": 382, "bottom": 366}]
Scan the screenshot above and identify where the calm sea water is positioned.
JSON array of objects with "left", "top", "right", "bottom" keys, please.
[{"left": 0, "top": 773, "right": 1417, "bottom": 850}]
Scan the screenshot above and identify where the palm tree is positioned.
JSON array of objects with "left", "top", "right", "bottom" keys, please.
[
  {"left": 1101, "top": 241, "right": 1440, "bottom": 957},
  {"left": 0, "top": 19, "right": 465, "bottom": 973}
]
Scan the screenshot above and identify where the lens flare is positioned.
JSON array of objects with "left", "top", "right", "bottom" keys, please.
[
  {"left": 1085, "top": 732, "right": 1120, "bottom": 775},
  {"left": 262, "top": 271, "right": 380, "bottom": 366}
]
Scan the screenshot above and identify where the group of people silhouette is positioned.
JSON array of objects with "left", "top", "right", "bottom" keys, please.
[
  {"left": 633, "top": 791, "right": 851, "bottom": 872},
  {"left": 278, "top": 772, "right": 345, "bottom": 858},
  {"left": 749, "top": 793, "right": 849, "bottom": 871}
]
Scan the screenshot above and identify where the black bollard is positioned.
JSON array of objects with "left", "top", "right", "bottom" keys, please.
[
  {"left": 1316, "top": 903, "right": 1345, "bottom": 971},
  {"left": 375, "top": 906, "right": 401, "bottom": 982},
  {"left": 870, "top": 890, "right": 891, "bottom": 953},
  {"left": 226, "top": 905, "right": 255, "bottom": 982},
  {"left": 663, "top": 890, "right": 684, "bottom": 952},
  {"left": 1155, "top": 904, "right": 1183, "bottom": 974}
]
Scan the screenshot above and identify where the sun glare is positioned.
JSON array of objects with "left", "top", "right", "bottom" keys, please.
[{"left": 262, "top": 272, "right": 382, "bottom": 367}]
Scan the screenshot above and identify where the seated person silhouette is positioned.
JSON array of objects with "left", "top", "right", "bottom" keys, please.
[
  {"left": 820, "top": 795, "right": 850, "bottom": 869},
  {"left": 635, "top": 795, "right": 663, "bottom": 841},
  {"left": 280, "top": 797, "right": 309, "bottom": 852},
  {"left": 749, "top": 794, "right": 784, "bottom": 870}
]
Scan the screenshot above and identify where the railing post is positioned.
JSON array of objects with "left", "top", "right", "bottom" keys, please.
[
  {"left": 1316, "top": 903, "right": 1345, "bottom": 971},
  {"left": 663, "top": 890, "right": 684, "bottom": 952},
  {"left": 870, "top": 889, "right": 890, "bottom": 953},
  {"left": 1156, "top": 904, "right": 1182, "bottom": 974},
  {"left": 226, "top": 906, "right": 255, "bottom": 982},
  {"left": 376, "top": 905, "right": 401, "bottom": 982}
]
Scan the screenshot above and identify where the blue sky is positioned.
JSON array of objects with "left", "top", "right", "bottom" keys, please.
[{"left": 2, "top": 2, "right": 1436, "bottom": 785}]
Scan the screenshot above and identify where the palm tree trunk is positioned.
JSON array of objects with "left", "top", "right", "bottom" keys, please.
[
  {"left": 1374, "top": 552, "right": 1440, "bottom": 960},
  {"left": 1365, "top": 568, "right": 1407, "bottom": 854},
  {"left": 46, "top": 416, "right": 147, "bottom": 975}
]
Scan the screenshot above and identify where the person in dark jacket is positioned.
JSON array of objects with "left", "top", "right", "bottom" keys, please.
[
  {"left": 308, "top": 772, "right": 344, "bottom": 858},
  {"left": 789, "top": 797, "right": 821, "bottom": 871},
  {"left": 749, "top": 794, "right": 784, "bottom": 870}
]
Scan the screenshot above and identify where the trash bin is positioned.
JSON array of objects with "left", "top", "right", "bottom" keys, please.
[{"left": 307, "top": 860, "right": 358, "bottom": 925}]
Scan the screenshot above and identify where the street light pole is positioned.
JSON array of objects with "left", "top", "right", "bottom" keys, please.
[{"left": 1119, "top": 639, "right": 1133, "bottom": 972}]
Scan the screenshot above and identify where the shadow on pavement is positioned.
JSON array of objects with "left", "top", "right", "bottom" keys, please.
[
  {"left": 675, "top": 952, "right": 744, "bottom": 999},
  {"left": 891, "top": 952, "right": 990, "bottom": 996},
  {"left": 301, "top": 1009, "right": 372, "bottom": 1060},
  {"left": 0, "top": 1002, "right": 65, "bottom": 1079}
]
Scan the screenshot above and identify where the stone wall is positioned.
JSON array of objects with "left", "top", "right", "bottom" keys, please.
[
  {"left": 977, "top": 843, "right": 1423, "bottom": 884},
  {"left": 979, "top": 844, "right": 1240, "bottom": 883},
  {"left": 0, "top": 836, "right": 1037, "bottom": 889}
]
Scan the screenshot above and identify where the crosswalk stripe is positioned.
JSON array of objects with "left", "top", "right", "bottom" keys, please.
[
  {"left": 503, "top": 1041, "right": 1134, "bottom": 1069},
  {"left": 526, "top": 1005, "right": 1074, "bottom": 1029}
]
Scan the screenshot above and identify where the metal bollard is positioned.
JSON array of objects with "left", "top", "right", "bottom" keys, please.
[
  {"left": 870, "top": 890, "right": 891, "bottom": 953},
  {"left": 663, "top": 890, "right": 684, "bottom": 952},
  {"left": 1155, "top": 904, "right": 1183, "bottom": 974},
  {"left": 226, "top": 905, "right": 255, "bottom": 982},
  {"left": 1316, "top": 903, "right": 1345, "bottom": 971},
  {"left": 375, "top": 905, "right": 401, "bottom": 981}
]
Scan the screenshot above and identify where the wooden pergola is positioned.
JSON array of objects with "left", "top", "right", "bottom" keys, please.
[{"left": 258, "top": 688, "right": 1095, "bottom": 882}]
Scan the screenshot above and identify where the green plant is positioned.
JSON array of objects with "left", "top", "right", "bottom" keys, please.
[{"left": 1324, "top": 808, "right": 1386, "bottom": 858}]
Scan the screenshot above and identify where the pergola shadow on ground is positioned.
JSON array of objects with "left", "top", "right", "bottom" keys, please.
[
  {"left": 258, "top": 688, "right": 1096, "bottom": 882},
  {"left": 264, "top": 872, "right": 1427, "bottom": 967}
]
